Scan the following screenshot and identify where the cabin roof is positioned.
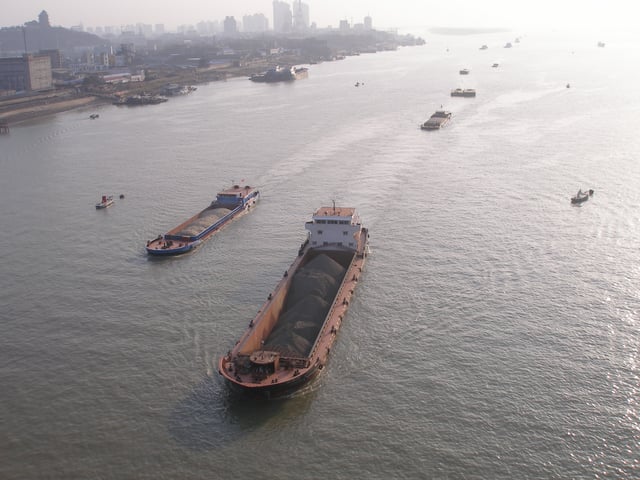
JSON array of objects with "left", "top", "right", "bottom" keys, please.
[
  {"left": 219, "top": 185, "right": 254, "bottom": 197},
  {"left": 313, "top": 206, "right": 355, "bottom": 218}
]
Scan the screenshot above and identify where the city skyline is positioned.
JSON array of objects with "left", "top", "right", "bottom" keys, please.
[{"left": 2, "top": 0, "right": 635, "bottom": 32}]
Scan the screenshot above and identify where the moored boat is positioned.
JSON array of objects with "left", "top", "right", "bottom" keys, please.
[
  {"left": 218, "top": 205, "right": 369, "bottom": 397},
  {"left": 571, "top": 188, "right": 594, "bottom": 204},
  {"left": 114, "top": 93, "right": 168, "bottom": 106},
  {"left": 95, "top": 195, "right": 114, "bottom": 209},
  {"left": 146, "top": 184, "right": 259, "bottom": 256},
  {"left": 249, "top": 66, "right": 308, "bottom": 83},
  {"left": 459, "top": 68, "right": 470, "bottom": 75},
  {"left": 421, "top": 110, "right": 452, "bottom": 130},
  {"left": 451, "top": 88, "right": 476, "bottom": 97},
  {"left": 160, "top": 84, "right": 196, "bottom": 96}
]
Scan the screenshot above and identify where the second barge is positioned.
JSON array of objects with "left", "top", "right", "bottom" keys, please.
[
  {"left": 146, "top": 184, "right": 259, "bottom": 256},
  {"left": 421, "top": 110, "right": 452, "bottom": 130},
  {"left": 218, "top": 205, "right": 369, "bottom": 397}
]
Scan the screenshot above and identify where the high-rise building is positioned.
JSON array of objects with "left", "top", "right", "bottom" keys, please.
[
  {"left": 137, "top": 24, "right": 153, "bottom": 37},
  {"left": 292, "top": 1, "right": 310, "bottom": 31},
  {"left": 243, "top": 14, "right": 269, "bottom": 33},
  {"left": 223, "top": 16, "right": 238, "bottom": 35},
  {"left": 364, "top": 16, "right": 372, "bottom": 30},
  {"left": 273, "top": 1, "right": 292, "bottom": 33}
]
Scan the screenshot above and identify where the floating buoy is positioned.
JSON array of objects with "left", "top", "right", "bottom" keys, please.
[{"left": 119, "top": 194, "right": 125, "bottom": 199}]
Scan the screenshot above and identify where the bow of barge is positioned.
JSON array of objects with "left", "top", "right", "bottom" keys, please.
[{"left": 218, "top": 205, "right": 369, "bottom": 397}]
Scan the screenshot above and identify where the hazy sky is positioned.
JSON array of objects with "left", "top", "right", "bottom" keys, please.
[{"left": 2, "top": 1, "right": 635, "bottom": 31}]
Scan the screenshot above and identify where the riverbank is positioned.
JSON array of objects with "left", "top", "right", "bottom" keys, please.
[
  {"left": 0, "top": 93, "right": 110, "bottom": 125},
  {"left": 0, "top": 61, "right": 277, "bottom": 126}
]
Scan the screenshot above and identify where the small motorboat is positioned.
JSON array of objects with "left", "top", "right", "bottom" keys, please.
[
  {"left": 96, "top": 195, "right": 114, "bottom": 209},
  {"left": 571, "top": 189, "right": 594, "bottom": 204},
  {"left": 89, "top": 114, "right": 99, "bottom": 119}
]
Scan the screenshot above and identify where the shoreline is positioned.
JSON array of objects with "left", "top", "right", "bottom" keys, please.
[
  {"left": 0, "top": 63, "right": 270, "bottom": 126},
  {"left": 0, "top": 95, "right": 111, "bottom": 125}
]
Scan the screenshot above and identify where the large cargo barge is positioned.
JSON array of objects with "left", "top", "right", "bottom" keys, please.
[
  {"left": 146, "top": 185, "right": 259, "bottom": 256},
  {"left": 218, "top": 205, "right": 369, "bottom": 397}
]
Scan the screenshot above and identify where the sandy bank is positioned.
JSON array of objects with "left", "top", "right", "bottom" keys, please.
[{"left": 0, "top": 95, "right": 109, "bottom": 125}]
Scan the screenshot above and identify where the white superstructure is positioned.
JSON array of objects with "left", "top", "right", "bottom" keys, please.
[{"left": 305, "top": 205, "right": 362, "bottom": 250}]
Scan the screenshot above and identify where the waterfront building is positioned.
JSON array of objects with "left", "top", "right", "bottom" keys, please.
[
  {"left": 0, "top": 54, "right": 52, "bottom": 92},
  {"left": 40, "top": 49, "right": 63, "bottom": 69}
]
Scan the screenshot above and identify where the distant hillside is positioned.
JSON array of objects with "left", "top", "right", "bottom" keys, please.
[{"left": 0, "top": 25, "right": 107, "bottom": 55}]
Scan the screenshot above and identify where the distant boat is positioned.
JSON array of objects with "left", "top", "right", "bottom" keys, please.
[
  {"left": 480, "top": 45, "right": 488, "bottom": 50},
  {"left": 89, "top": 113, "right": 99, "bottom": 119},
  {"left": 504, "top": 42, "right": 513, "bottom": 48},
  {"left": 96, "top": 195, "right": 114, "bottom": 209},
  {"left": 566, "top": 83, "right": 571, "bottom": 88},
  {"left": 597, "top": 41, "right": 605, "bottom": 48},
  {"left": 451, "top": 88, "right": 476, "bottom": 97},
  {"left": 161, "top": 84, "right": 196, "bottom": 96},
  {"left": 492, "top": 63, "right": 499, "bottom": 68},
  {"left": 459, "top": 68, "right": 470, "bottom": 75},
  {"left": 421, "top": 110, "right": 452, "bottom": 130},
  {"left": 571, "top": 189, "right": 594, "bottom": 204}
]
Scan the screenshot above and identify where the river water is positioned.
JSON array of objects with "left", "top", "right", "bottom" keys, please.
[{"left": 1, "top": 28, "right": 639, "bottom": 479}]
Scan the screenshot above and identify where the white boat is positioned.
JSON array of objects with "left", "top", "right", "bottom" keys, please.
[{"left": 96, "top": 195, "right": 114, "bottom": 209}]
